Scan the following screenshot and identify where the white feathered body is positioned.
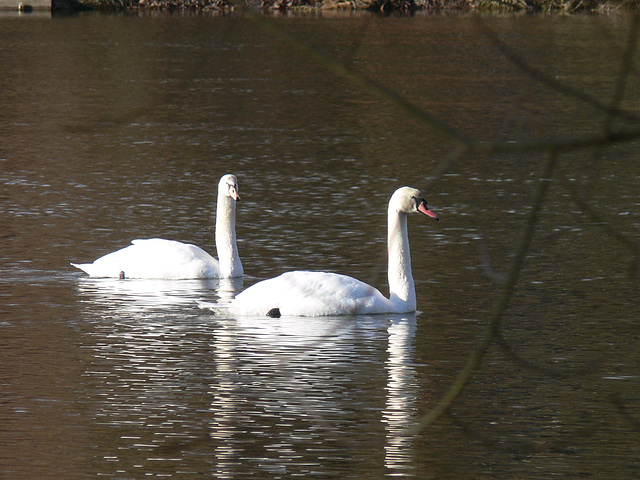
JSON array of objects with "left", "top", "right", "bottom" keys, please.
[
  {"left": 228, "top": 271, "right": 404, "bottom": 317},
  {"left": 71, "top": 238, "right": 220, "bottom": 279}
]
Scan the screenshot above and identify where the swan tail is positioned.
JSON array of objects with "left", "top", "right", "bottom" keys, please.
[
  {"left": 71, "top": 262, "right": 121, "bottom": 278},
  {"left": 70, "top": 262, "right": 92, "bottom": 275}
]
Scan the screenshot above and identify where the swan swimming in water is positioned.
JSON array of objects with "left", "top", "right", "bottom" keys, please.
[
  {"left": 71, "top": 174, "right": 243, "bottom": 279},
  {"left": 200, "top": 186, "right": 438, "bottom": 317}
]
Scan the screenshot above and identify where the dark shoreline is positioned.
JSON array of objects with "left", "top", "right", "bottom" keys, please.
[{"left": 56, "top": 0, "right": 639, "bottom": 14}]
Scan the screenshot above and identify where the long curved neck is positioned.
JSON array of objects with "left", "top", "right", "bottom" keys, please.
[
  {"left": 387, "top": 205, "right": 416, "bottom": 311},
  {"left": 215, "top": 194, "right": 243, "bottom": 278}
]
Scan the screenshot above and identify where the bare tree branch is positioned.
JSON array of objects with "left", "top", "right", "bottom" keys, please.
[
  {"left": 604, "top": 13, "right": 640, "bottom": 134},
  {"left": 248, "top": 8, "right": 472, "bottom": 146},
  {"left": 240, "top": 11, "right": 640, "bottom": 437},
  {"left": 473, "top": 14, "right": 640, "bottom": 124},
  {"left": 406, "top": 150, "right": 559, "bottom": 435}
]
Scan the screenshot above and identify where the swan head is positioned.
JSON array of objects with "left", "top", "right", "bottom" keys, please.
[
  {"left": 392, "top": 186, "right": 439, "bottom": 220},
  {"left": 219, "top": 174, "right": 240, "bottom": 201}
]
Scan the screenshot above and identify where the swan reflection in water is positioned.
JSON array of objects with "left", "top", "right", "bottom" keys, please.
[
  {"left": 384, "top": 315, "right": 419, "bottom": 475},
  {"left": 74, "top": 278, "right": 420, "bottom": 477},
  {"left": 74, "top": 276, "right": 244, "bottom": 312},
  {"left": 209, "top": 313, "right": 419, "bottom": 478}
]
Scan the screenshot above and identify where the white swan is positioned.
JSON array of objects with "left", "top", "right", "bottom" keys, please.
[
  {"left": 201, "top": 186, "right": 438, "bottom": 317},
  {"left": 71, "top": 174, "right": 243, "bottom": 279}
]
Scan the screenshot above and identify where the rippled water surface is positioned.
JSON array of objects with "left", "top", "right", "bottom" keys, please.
[{"left": 1, "top": 10, "right": 640, "bottom": 479}]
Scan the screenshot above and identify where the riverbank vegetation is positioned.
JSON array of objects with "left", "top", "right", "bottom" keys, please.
[{"left": 67, "top": 0, "right": 640, "bottom": 14}]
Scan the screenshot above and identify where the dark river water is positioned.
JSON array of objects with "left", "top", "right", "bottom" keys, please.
[{"left": 1, "top": 9, "right": 640, "bottom": 479}]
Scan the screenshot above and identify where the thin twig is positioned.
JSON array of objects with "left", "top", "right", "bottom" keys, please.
[
  {"left": 422, "top": 145, "right": 467, "bottom": 188},
  {"left": 557, "top": 170, "right": 640, "bottom": 279},
  {"left": 470, "top": 123, "right": 640, "bottom": 155},
  {"left": 473, "top": 15, "right": 640, "bottom": 124},
  {"left": 476, "top": 233, "right": 507, "bottom": 285},
  {"left": 406, "top": 150, "right": 559, "bottom": 435},
  {"left": 604, "top": 13, "right": 640, "bottom": 135},
  {"left": 248, "top": 10, "right": 472, "bottom": 147},
  {"left": 495, "top": 330, "right": 603, "bottom": 379},
  {"left": 581, "top": 14, "right": 640, "bottom": 191}
]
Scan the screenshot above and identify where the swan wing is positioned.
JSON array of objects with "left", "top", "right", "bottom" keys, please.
[{"left": 71, "top": 238, "right": 220, "bottom": 279}]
